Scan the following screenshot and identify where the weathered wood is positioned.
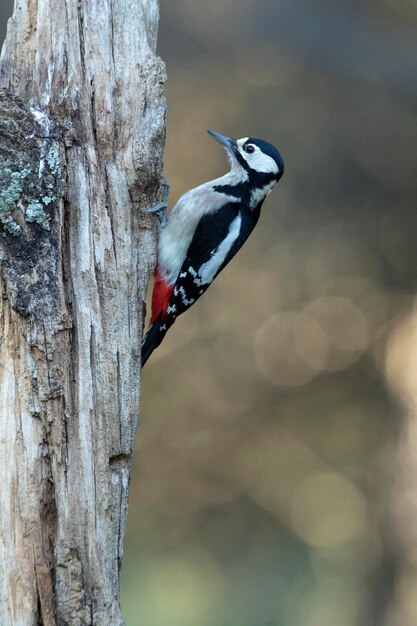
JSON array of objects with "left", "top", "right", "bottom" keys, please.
[{"left": 0, "top": 1, "right": 166, "bottom": 623}]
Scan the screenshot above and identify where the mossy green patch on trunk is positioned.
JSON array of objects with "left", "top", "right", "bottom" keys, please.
[
  {"left": 0, "top": 90, "right": 65, "bottom": 317},
  {"left": 0, "top": 90, "right": 65, "bottom": 237}
]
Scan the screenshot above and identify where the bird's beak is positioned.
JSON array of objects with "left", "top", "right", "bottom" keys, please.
[{"left": 207, "top": 130, "right": 237, "bottom": 153}]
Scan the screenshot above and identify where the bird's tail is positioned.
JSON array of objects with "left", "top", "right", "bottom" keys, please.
[{"left": 141, "top": 317, "right": 170, "bottom": 367}]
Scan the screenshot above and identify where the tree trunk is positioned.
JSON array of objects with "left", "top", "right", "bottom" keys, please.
[{"left": 0, "top": 1, "right": 165, "bottom": 624}]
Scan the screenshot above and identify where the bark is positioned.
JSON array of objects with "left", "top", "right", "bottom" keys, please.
[{"left": 0, "top": 1, "right": 166, "bottom": 624}]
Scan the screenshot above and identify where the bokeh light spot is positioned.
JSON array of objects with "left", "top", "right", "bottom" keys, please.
[
  {"left": 304, "top": 296, "right": 370, "bottom": 371},
  {"left": 384, "top": 308, "right": 417, "bottom": 411},
  {"left": 293, "top": 312, "right": 329, "bottom": 372},
  {"left": 305, "top": 297, "right": 369, "bottom": 352},
  {"left": 254, "top": 312, "right": 322, "bottom": 386},
  {"left": 290, "top": 471, "right": 368, "bottom": 547},
  {"left": 145, "top": 549, "right": 224, "bottom": 622}
]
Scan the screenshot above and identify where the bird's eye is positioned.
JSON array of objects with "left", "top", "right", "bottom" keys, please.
[{"left": 244, "top": 144, "right": 255, "bottom": 154}]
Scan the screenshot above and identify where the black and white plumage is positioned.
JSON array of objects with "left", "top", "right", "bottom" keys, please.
[{"left": 141, "top": 130, "right": 284, "bottom": 366}]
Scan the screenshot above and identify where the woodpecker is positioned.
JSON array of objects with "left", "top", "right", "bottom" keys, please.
[{"left": 141, "top": 130, "right": 284, "bottom": 366}]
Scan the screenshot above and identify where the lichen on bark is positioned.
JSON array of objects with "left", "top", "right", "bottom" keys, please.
[{"left": 0, "top": 89, "right": 65, "bottom": 236}]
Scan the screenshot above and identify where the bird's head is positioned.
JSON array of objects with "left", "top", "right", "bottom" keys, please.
[{"left": 208, "top": 130, "right": 284, "bottom": 183}]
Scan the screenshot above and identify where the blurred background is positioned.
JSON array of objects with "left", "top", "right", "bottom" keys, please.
[{"left": 2, "top": 1, "right": 417, "bottom": 624}]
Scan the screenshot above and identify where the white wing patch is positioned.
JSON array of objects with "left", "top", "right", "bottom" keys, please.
[{"left": 198, "top": 213, "right": 242, "bottom": 284}]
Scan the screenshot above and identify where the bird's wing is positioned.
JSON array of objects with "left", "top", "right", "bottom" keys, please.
[{"left": 166, "top": 202, "right": 261, "bottom": 321}]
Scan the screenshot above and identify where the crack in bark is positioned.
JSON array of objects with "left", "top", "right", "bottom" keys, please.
[
  {"left": 109, "top": 452, "right": 131, "bottom": 471},
  {"left": 90, "top": 77, "right": 98, "bottom": 146}
]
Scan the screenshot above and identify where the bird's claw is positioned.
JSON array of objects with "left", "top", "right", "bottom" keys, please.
[
  {"left": 142, "top": 201, "right": 168, "bottom": 227},
  {"left": 141, "top": 176, "right": 170, "bottom": 227}
]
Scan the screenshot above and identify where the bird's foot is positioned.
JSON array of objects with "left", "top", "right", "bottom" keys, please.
[
  {"left": 141, "top": 176, "right": 170, "bottom": 227},
  {"left": 143, "top": 200, "right": 168, "bottom": 227}
]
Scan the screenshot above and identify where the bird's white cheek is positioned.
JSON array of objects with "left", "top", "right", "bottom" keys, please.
[{"left": 250, "top": 153, "right": 279, "bottom": 174}]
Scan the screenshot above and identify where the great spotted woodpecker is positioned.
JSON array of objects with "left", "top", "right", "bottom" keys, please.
[{"left": 141, "top": 130, "right": 284, "bottom": 366}]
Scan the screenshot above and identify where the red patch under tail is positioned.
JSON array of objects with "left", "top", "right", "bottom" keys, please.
[{"left": 150, "top": 266, "right": 174, "bottom": 324}]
